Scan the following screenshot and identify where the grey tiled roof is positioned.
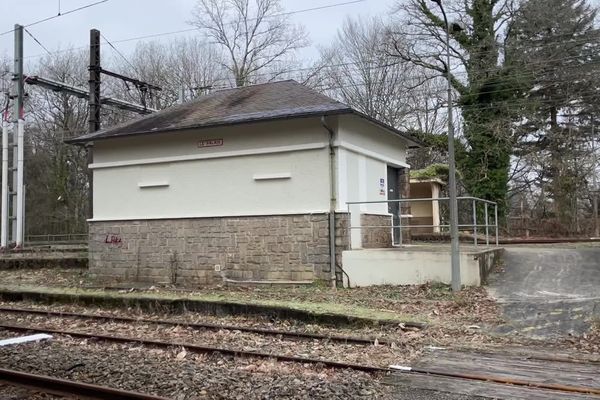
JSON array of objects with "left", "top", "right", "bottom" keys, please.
[{"left": 67, "top": 80, "right": 420, "bottom": 146}]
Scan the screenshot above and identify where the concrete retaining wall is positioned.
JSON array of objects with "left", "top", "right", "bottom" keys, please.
[{"left": 342, "top": 247, "right": 504, "bottom": 287}]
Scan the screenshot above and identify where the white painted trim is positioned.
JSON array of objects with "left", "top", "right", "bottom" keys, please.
[
  {"left": 253, "top": 173, "right": 291, "bottom": 181},
  {"left": 335, "top": 140, "right": 410, "bottom": 168},
  {"left": 88, "top": 210, "right": 331, "bottom": 222},
  {"left": 89, "top": 142, "right": 328, "bottom": 170},
  {"left": 138, "top": 182, "right": 170, "bottom": 188}
]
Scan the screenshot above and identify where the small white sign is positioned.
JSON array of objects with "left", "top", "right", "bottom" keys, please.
[
  {"left": 198, "top": 139, "right": 223, "bottom": 148},
  {"left": 0, "top": 334, "right": 52, "bottom": 347}
]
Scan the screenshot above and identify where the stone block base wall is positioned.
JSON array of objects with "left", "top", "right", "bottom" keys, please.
[
  {"left": 89, "top": 214, "right": 335, "bottom": 287},
  {"left": 410, "top": 216, "right": 435, "bottom": 234},
  {"left": 360, "top": 214, "right": 393, "bottom": 248}
]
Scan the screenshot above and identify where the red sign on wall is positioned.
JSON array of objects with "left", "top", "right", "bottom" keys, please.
[{"left": 198, "top": 139, "right": 224, "bottom": 148}]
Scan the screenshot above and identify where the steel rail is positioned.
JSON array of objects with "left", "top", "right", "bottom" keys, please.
[
  {"left": 0, "top": 322, "right": 390, "bottom": 374},
  {"left": 0, "top": 367, "right": 169, "bottom": 400},
  {"left": 0, "top": 306, "right": 396, "bottom": 345},
  {"left": 1, "top": 323, "right": 599, "bottom": 396}
]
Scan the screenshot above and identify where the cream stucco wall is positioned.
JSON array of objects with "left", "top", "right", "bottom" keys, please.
[
  {"left": 335, "top": 115, "right": 410, "bottom": 248},
  {"left": 90, "top": 114, "right": 413, "bottom": 222},
  {"left": 91, "top": 118, "right": 331, "bottom": 220},
  {"left": 410, "top": 182, "right": 433, "bottom": 218},
  {"left": 335, "top": 115, "right": 409, "bottom": 214}
]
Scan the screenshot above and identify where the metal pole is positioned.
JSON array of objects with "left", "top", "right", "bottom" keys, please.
[
  {"left": 435, "top": 1, "right": 461, "bottom": 291},
  {"left": 12, "top": 24, "right": 24, "bottom": 246},
  {"left": 495, "top": 203, "right": 499, "bottom": 246},
  {"left": 594, "top": 192, "right": 599, "bottom": 238},
  {"left": 472, "top": 200, "right": 478, "bottom": 247},
  {"left": 15, "top": 119, "right": 23, "bottom": 248},
  {"left": 1, "top": 119, "right": 8, "bottom": 249},
  {"left": 87, "top": 29, "right": 101, "bottom": 220},
  {"left": 592, "top": 117, "right": 599, "bottom": 238},
  {"left": 398, "top": 206, "right": 403, "bottom": 246},
  {"left": 485, "top": 202, "right": 489, "bottom": 246}
]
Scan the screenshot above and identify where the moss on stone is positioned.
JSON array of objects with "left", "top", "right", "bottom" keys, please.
[
  {"left": 0, "top": 284, "right": 426, "bottom": 327},
  {"left": 410, "top": 164, "right": 450, "bottom": 181}
]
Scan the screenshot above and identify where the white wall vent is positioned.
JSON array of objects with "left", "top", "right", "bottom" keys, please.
[{"left": 253, "top": 173, "right": 292, "bottom": 181}]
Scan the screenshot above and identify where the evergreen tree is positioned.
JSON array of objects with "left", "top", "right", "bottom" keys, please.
[
  {"left": 392, "top": 0, "right": 523, "bottom": 215},
  {"left": 507, "top": 0, "right": 600, "bottom": 233}
]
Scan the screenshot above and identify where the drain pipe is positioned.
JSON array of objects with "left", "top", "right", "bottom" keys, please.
[{"left": 321, "top": 116, "right": 337, "bottom": 289}]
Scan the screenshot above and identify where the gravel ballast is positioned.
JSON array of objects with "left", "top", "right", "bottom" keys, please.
[{"left": 0, "top": 338, "right": 393, "bottom": 400}]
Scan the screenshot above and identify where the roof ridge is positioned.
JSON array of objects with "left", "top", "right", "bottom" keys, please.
[
  {"left": 211, "top": 79, "right": 298, "bottom": 93},
  {"left": 65, "top": 80, "right": 420, "bottom": 148}
]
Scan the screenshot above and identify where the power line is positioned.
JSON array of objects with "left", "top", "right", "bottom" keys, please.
[
  {"left": 100, "top": 33, "right": 137, "bottom": 74},
  {"left": 24, "top": 30, "right": 600, "bottom": 95},
  {"left": 22, "top": 0, "right": 366, "bottom": 59},
  {"left": 0, "top": 0, "right": 110, "bottom": 37},
  {"left": 23, "top": 28, "right": 53, "bottom": 57}
]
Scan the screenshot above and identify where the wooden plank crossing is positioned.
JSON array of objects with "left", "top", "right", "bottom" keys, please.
[
  {"left": 388, "top": 374, "right": 597, "bottom": 399},
  {"left": 387, "top": 348, "right": 600, "bottom": 399}
]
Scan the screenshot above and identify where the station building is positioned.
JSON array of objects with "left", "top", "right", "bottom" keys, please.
[{"left": 68, "top": 80, "right": 421, "bottom": 286}]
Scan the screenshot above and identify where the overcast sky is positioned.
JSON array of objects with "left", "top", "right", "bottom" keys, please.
[{"left": 0, "top": 0, "right": 395, "bottom": 72}]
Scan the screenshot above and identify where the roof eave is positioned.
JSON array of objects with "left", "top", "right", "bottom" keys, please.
[
  {"left": 64, "top": 108, "right": 354, "bottom": 145},
  {"left": 349, "top": 110, "right": 425, "bottom": 148}
]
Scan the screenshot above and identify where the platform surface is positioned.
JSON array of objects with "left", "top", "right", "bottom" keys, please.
[{"left": 389, "top": 348, "right": 600, "bottom": 399}]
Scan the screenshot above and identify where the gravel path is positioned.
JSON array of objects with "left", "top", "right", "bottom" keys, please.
[{"left": 0, "top": 338, "right": 394, "bottom": 399}]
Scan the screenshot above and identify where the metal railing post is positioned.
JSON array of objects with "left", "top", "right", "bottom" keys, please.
[
  {"left": 398, "top": 205, "right": 403, "bottom": 246},
  {"left": 495, "top": 204, "right": 499, "bottom": 246},
  {"left": 472, "top": 200, "right": 478, "bottom": 247},
  {"left": 485, "top": 202, "right": 489, "bottom": 246},
  {"left": 343, "top": 197, "right": 498, "bottom": 250}
]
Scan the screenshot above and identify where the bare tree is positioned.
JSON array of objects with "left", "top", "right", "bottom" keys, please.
[
  {"left": 319, "top": 17, "right": 447, "bottom": 131},
  {"left": 24, "top": 51, "right": 90, "bottom": 235},
  {"left": 191, "top": 0, "right": 308, "bottom": 87},
  {"left": 316, "top": 17, "right": 447, "bottom": 169},
  {"left": 390, "top": 0, "right": 521, "bottom": 214},
  {"left": 106, "top": 37, "right": 227, "bottom": 110}
]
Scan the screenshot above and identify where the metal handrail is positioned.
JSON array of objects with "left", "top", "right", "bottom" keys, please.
[
  {"left": 25, "top": 233, "right": 88, "bottom": 245},
  {"left": 346, "top": 196, "right": 497, "bottom": 205},
  {"left": 346, "top": 197, "right": 499, "bottom": 248}
]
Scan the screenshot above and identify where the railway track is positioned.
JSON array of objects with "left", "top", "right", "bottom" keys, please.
[
  {"left": 0, "top": 322, "right": 390, "bottom": 373},
  {"left": 0, "top": 306, "right": 399, "bottom": 346},
  {"left": 0, "top": 368, "right": 169, "bottom": 399},
  {"left": 1, "top": 322, "right": 599, "bottom": 398}
]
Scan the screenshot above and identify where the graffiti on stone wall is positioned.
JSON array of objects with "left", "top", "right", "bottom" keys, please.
[{"left": 104, "top": 234, "right": 123, "bottom": 247}]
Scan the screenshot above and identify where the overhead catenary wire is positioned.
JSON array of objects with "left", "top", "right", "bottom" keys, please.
[
  {"left": 23, "top": 20, "right": 600, "bottom": 67},
  {"left": 0, "top": 0, "right": 110, "bottom": 37},
  {"left": 7, "top": 0, "right": 599, "bottom": 103},
  {"left": 23, "top": 28, "right": 53, "bottom": 57},
  {"left": 21, "top": 0, "right": 367, "bottom": 60},
  {"left": 100, "top": 33, "right": 138, "bottom": 74},
  {"left": 9, "top": 0, "right": 600, "bottom": 119}
]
